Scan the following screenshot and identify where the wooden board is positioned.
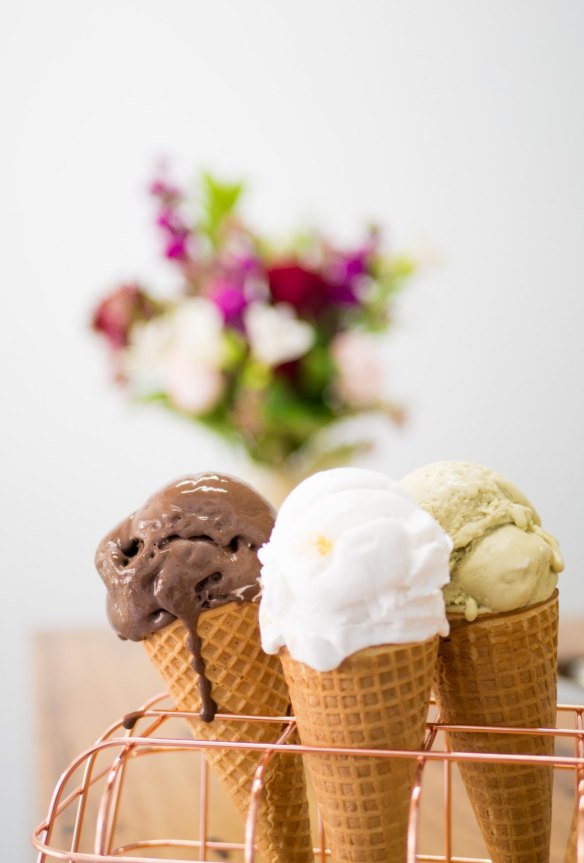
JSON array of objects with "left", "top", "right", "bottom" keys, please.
[{"left": 33, "top": 628, "right": 583, "bottom": 862}]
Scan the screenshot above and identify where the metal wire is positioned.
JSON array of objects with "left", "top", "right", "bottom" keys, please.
[
  {"left": 32, "top": 696, "right": 584, "bottom": 863},
  {"left": 575, "top": 707, "right": 584, "bottom": 862}
]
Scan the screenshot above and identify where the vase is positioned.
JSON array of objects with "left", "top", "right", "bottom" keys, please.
[{"left": 238, "top": 463, "right": 300, "bottom": 509}]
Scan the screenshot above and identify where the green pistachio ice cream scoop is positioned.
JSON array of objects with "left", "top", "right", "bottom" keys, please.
[{"left": 401, "top": 460, "right": 564, "bottom": 621}]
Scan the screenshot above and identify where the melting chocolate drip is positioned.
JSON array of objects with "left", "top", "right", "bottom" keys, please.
[
  {"left": 95, "top": 473, "right": 275, "bottom": 725},
  {"left": 122, "top": 711, "right": 141, "bottom": 730},
  {"left": 179, "top": 553, "right": 251, "bottom": 722},
  {"left": 187, "top": 623, "right": 218, "bottom": 723}
]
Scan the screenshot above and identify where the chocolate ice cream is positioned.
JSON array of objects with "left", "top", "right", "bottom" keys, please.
[{"left": 95, "top": 472, "right": 275, "bottom": 721}]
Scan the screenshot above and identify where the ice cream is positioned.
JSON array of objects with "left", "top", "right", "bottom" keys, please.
[
  {"left": 259, "top": 467, "right": 452, "bottom": 862},
  {"left": 96, "top": 472, "right": 314, "bottom": 863},
  {"left": 96, "top": 472, "right": 274, "bottom": 721},
  {"left": 401, "top": 460, "right": 563, "bottom": 621},
  {"left": 401, "top": 460, "right": 563, "bottom": 863},
  {"left": 259, "top": 466, "right": 452, "bottom": 669}
]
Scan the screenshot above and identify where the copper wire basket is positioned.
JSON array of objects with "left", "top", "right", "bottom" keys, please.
[{"left": 33, "top": 693, "right": 584, "bottom": 863}]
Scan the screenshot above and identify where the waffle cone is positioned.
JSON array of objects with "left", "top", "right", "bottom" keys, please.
[
  {"left": 434, "top": 591, "right": 559, "bottom": 863},
  {"left": 143, "top": 602, "right": 313, "bottom": 863},
  {"left": 280, "top": 635, "right": 439, "bottom": 862}
]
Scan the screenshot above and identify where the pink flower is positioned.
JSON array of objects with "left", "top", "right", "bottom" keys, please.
[
  {"left": 328, "top": 248, "right": 370, "bottom": 289},
  {"left": 154, "top": 204, "right": 191, "bottom": 261},
  {"left": 208, "top": 278, "right": 249, "bottom": 327},
  {"left": 156, "top": 206, "right": 185, "bottom": 234},
  {"left": 164, "top": 234, "right": 189, "bottom": 260},
  {"left": 164, "top": 353, "right": 224, "bottom": 415},
  {"left": 332, "top": 331, "right": 386, "bottom": 408},
  {"left": 91, "top": 284, "right": 154, "bottom": 349},
  {"left": 149, "top": 178, "right": 182, "bottom": 202}
]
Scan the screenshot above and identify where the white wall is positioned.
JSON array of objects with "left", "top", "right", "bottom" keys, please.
[{"left": 1, "top": 1, "right": 583, "bottom": 858}]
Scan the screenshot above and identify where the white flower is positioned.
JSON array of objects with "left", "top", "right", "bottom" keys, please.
[
  {"left": 164, "top": 353, "right": 224, "bottom": 414},
  {"left": 124, "top": 298, "right": 225, "bottom": 413},
  {"left": 171, "top": 298, "right": 225, "bottom": 366},
  {"left": 123, "top": 315, "right": 173, "bottom": 392},
  {"left": 244, "top": 302, "right": 315, "bottom": 366},
  {"left": 332, "top": 331, "right": 386, "bottom": 408}
]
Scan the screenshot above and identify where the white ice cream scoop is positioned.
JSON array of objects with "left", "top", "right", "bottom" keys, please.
[{"left": 258, "top": 467, "right": 452, "bottom": 671}]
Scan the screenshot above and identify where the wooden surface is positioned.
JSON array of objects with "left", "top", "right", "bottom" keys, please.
[
  {"left": 33, "top": 624, "right": 584, "bottom": 862},
  {"left": 558, "top": 619, "right": 584, "bottom": 663}
]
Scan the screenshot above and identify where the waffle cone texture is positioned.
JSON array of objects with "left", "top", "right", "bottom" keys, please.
[
  {"left": 143, "top": 602, "right": 313, "bottom": 863},
  {"left": 280, "top": 636, "right": 439, "bottom": 863},
  {"left": 434, "top": 591, "right": 559, "bottom": 863}
]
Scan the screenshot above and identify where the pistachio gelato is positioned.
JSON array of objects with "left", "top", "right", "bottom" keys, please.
[{"left": 401, "top": 461, "right": 563, "bottom": 621}]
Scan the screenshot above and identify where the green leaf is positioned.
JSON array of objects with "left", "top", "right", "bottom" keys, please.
[
  {"left": 240, "top": 359, "right": 272, "bottom": 390},
  {"left": 351, "top": 253, "right": 417, "bottom": 331},
  {"left": 263, "top": 379, "right": 333, "bottom": 439},
  {"left": 137, "top": 390, "right": 169, "bottom": 405},
  {"left": 198, "top": 409, "right": 240, "bottom": 442},
  {"left": 222, "top": 329, "right": 248, "bottom": 371},
  {"left": 299, "top": 344, "right": 336, "bottom": 396},
  {"left": 199, "top": 172, "right": 244, "bottom": 247}
]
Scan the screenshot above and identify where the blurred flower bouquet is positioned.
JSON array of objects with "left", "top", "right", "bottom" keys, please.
[{"left": 92, "top": 171, "right": 414, "bottom": 469}]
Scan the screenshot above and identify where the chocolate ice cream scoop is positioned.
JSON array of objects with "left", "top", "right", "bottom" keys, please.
[{"left": 95, "top": 473, "right": 275, "bottom": 720}]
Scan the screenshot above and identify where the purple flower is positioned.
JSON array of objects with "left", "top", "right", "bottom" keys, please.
[
  {"left": 149, "top": 178, "right": 182, "bottom": 202},
  {"left": 164, "top": 234, "right": 189, "bottom": 261},
  {"left": 157, "top": 206, "right": 186, "bottom": 234},
  {"left": 342, "top": 251, "right": 369, "bottom": 280},
  {"left": 208, "top": 278, "right": 249, "bottom": 328},
  {"left": 325, "top": 246, "right": 374, "bottom": 305},
  {"left": 233, "top": 253, "right": 260, "bottom": 275},
  {"left": 149, "top": 172, "right": 193, "bottom": 261},
  {"left": 154, "top": 205, "right": 191, "bottom": 261},
  {"left": 329, "top": 279, "right": 359, "bottom": 305}
]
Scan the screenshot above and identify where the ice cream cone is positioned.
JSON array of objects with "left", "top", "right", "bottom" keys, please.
[
  {"left": 143, "top": 601, "right": 314, "bottom": 863},
  {"left": 280, "top": 635, "right": 439, "bottom": 863},
  {"left": 434, "top": 591, "right": 559, "bottom": 863}
]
